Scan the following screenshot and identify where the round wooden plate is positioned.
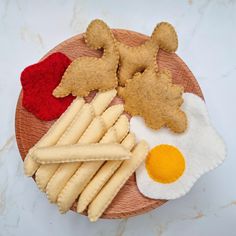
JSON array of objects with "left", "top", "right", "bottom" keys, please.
[{"left": 15, "top": 29, "right": 204, "bottom": 219}]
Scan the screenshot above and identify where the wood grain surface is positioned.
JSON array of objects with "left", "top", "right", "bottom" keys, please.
[{"left": 15, "top": 29, "right": 204, "bottom": 219}]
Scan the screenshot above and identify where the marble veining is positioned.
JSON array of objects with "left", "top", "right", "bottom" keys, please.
[{"left": 0, "top": 0, "right": 235, "bottom": 235}]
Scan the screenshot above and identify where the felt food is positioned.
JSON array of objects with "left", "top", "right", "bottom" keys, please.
[
  {"left": 53, "top": 19, "right": 119, "bottom": 98},
  {"left": 77, "top": 132, "right": 136, "bottom": 213},
  {"left": 24, "top": 97, "right": 85, "bottom": 176},
  {"left": 21, "top": 52, "right": 74, "bottom": 121},
  {"left": 130, "top": 93, "right": 226, "bottom": 200},
  {"left": 88, "top": 140, "right": 149, "bottom": 222},
  {"left": 118, "top": 69, "right": 187, "bottom": 133},
  {"left": 35, "top": 103, "right": 95, "bottom": 190},
  {"left": 57, "top": 115, "right": 129, "bottom": 213},
  {"left": 33, "top": 143, "right": 131, "bottom": 164},
  {"left": 23, "top": 88, "right": 139, "bottom": 218},
  {"left": 18, "top": 19, "right": 226, "bottom": 221},
  {"left": 116, "top": 22, "right": 178, "bottom": 86},
  {"left": 35, "top": 90, "right": 119, "bottom": 192},
  {"left": 44, "top": 101, "right": 123, "bottom": 203}
]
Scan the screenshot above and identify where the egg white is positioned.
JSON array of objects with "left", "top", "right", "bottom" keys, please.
[{"left": 130, "top": 93, "right": 226, "bottom": 199}]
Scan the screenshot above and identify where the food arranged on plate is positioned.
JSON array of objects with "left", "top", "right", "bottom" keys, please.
[{"left": 18, "top": 19, "right": 226, "bottom": 222}]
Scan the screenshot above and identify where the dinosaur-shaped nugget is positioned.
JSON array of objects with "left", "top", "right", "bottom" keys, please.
[
  {"left": 118, "top": 69, "right": 187, "bottom": 133},
  {"left": 116, "top": 22, "right": 178, "bottom": 86},
  {"left": 53, "top": 19, "right": 119, "bottom": 97}
]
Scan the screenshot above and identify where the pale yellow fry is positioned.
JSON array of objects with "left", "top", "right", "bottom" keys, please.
[
  {"left": 101, "top": 104, "right": 124, "bottom": 129},
  {"left": 58, "top": 161, "right": 103, "bottom": 213},
  {"left": 88, "top": 140, "right": 149, "bottom": 222},
  {"left": 33, "top": 143, "right": 130, "bottom": 164},
  {"left": 78, "top": 118, "right": 105, "bottom": 144},
  {"left": 57, "top": 116, "right": 129, "bottom": 213},
  {"left": 91, "top": 89, "right": 116, "bottom": 116},
  {"left": 46, "top": 104, "right": 122, "bottom": 203},
  {"left": 77, "top": 132, "right": 136, "bottom": 213},
  {"left": 115, "top": 115, "right": 130, "bottom": 140},
  {"left": 46, "top": 163, "right": 81, "bottom": 203},
  {"left": 57, "top": 104, "right": 94, "bottom": 145},
  {"left": 24, "top": 97, "right": 84, "bottom": 176},
  {"left": 35, "top": 164, "right": 60, "bottom": 191},
  {"left": 98, "top": 115, "right": 129, "bottom": 144},
  {"left": 35, "top": 90, "right": 117, "bottom": 191},
  {"left": 78, "top": 105, "right": 123, "bottom": 144},
  {"left": 96, "top": 128, "right": 117, "bottom": 144},
  {"left": 35, "top": 103, "right": 94, "bottom": 191}
]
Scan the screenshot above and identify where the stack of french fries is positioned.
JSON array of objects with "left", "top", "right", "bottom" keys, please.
[{"left": 24, "top": 89, "right": 148, "bottom": 222}]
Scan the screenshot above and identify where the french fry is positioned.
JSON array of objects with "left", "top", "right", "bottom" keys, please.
[
  {"left": 88, "top": 140, "right": 149, "bottom": 222},
  {"left": 35, "top": 103, "right": 94, "bottom": 190},
  {"left": 34, "top": 90, "right": 117, "bottom": 191},
  {"left": 77, "top": 132, "right": 136, "bottom": 213},
  {"left": 57, "top": 115, "right": 129, "bottom": 213},
  {"left": 45, "top": 105, "right": 123, "bottom": 203},
  {"left": 33, "top": 143, "right": 130, "bottom": 164},
  {"left": 24, "top": 97, "right": 84, "bottom": 176}
]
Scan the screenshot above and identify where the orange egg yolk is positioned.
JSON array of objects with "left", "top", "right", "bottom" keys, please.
[{"left": 145, "top": 144, "right": 185, "bottom": 184}]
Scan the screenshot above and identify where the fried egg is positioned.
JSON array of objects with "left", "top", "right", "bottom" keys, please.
[{"left": 130, "top": 93, "right": 226, "bottom": 199}]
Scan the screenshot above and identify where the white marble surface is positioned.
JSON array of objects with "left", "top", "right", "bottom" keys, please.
[{"left": 0, "top": 0, "right": 235, "bottom": 235}]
